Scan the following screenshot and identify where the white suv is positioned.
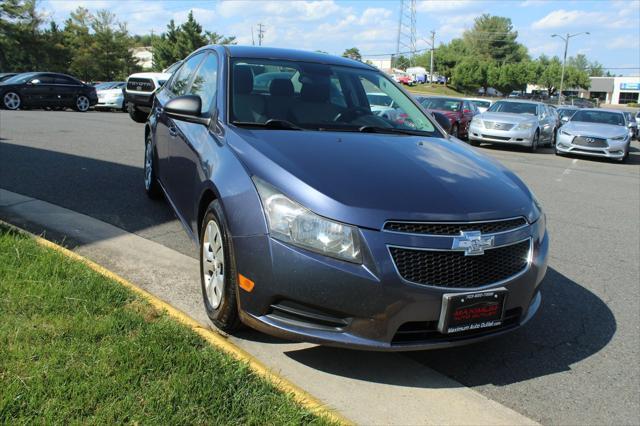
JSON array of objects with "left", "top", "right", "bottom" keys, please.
[{"left": 124, "top": 61, "right": 181, "bottom": 123}]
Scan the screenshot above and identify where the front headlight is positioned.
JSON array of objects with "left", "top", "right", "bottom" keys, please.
[
  {"left": 253, "top": 177, "right": 362, "bottom": 263},
  {"left": 514, "top": 122, "right": 534, "bottom": 131},
  {"left": 611, "top": 134, "right": 628, "bottom": 141},
  {"left": 527, "top": 190, "right": 543, "bottom": 224},
  {"left": 471, "top": 118, "right": 483, "bottom": 128},
  {"left": 560, "top": 129, "right": 572, "bottom": 136}
]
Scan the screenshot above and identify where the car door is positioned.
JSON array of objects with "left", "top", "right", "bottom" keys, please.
[
  {"left": 21, "top": 74, "right": 55, "bottom": 106},
  {"left": 53, "top": 75, "right": 82, "bottom": 107},
  {"left": 154, "top": 52, "right": 206, "bottom": 214},
  {"left": 168, "top": 52, "right": 220, "bottom": 231}
]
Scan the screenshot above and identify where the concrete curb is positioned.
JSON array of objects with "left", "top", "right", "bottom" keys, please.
[{"left": 0, "top": 219, "right": 352, "bottom": 426}]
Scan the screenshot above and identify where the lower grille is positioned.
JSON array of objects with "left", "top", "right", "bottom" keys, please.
[
  {"left": 127, "top": 78, "right": 155, "bottom": 92},
  {"left": 267, "top": 301, "right": 349, "bottom": 331},
  {"left": 384, "top": 217, "right": 527, "bottom": 236},
  {"left": 482, "top": 134, "right": 511, "bottom": 141},
  {"left": 389, "top": 239, "right": 531, "bottom": 288},
  {"left": 392, "top": 307, "right": 522, "bottom": 344},
  {"left": 573, "top": 136, "right": 608, "bottom": 148}
]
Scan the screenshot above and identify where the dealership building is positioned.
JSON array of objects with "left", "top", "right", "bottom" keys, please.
[{"left": 581, "top": 76, "right": 640, "bottom": 105}]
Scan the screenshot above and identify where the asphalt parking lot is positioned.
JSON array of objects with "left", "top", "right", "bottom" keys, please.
[{"left": 1, "top": 110, "right": 639, "bottom": 424}]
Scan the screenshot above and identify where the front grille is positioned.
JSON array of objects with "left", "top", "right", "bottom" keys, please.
[
  {"left": 482, "top": 134, "right": 511, "bottom": 141},
  {"left": 573, "top": 136, "right": 608, "bottom": 148},
  {"left": 384, "top": 218, "right": 527, "bottom": 236},
  {"left": 389, "top": 239, "right": 530, "bottom": 288},
  {"left": 127, "top": 78, "right": 155, "bottom": 92},
  {"left": 483, "top": 121, "right": 514, "bottom": 131}
]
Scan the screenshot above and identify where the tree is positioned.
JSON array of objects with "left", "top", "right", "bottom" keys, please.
[
  {"left": 89, "top": 10, "right": 139, "bottom": 81},
  {"left": 152, "top": 11, "right": 235, "bottom": 70},
  {"left": 462, "top": 14, "right": 528, "bottom": 63},
  {"left": 342, "top": 47, "right": 361, "bottom": 61},
  {"left": 452, "top": 58, "right": 489, "bottom": 91},
  {"left": 537, "top": 56, "right": 563, "bottom": 95}
]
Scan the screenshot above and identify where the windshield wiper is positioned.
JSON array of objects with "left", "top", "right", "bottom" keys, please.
[
  {"left": 357, "top": 125, "right": 429, "bottom": 136},
  {"left": 232, "top": 119, "right": 304, "bottom": 130}
]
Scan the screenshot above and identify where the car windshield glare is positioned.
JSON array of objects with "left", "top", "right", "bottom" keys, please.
[
  {"left": 2, "top": 72, "right": 38, "bottom": 84},
  {"left": 229, "top": 58, "right": 439, "bottom": 136},
  {"left": 488, "top": 101, "right": 537, "bottom": 115},
  {"left": 571, "top": 111, "right": 625, "bottom": 126}
]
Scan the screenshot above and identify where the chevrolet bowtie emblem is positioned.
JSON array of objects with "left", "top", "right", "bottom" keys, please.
[{"left": 452, "top": 230, "right": 495, "bottom": 256}]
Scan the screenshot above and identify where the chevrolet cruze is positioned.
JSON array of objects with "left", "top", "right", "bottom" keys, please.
[{"left": 144, "top": 46, "right": 549, "bottom": 350}]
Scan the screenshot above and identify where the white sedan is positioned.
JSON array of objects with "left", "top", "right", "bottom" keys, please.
[{"left": 95, "top": 81, "right": 126, "bottom": 111}]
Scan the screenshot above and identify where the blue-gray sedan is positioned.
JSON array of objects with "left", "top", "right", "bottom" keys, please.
[{"left": 144, "top": 46, "right": 549, "bottom": 351}]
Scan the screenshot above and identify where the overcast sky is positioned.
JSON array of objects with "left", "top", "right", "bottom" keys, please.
[{"left": 41, "top": 0, "right": 640, "bottom": 75}]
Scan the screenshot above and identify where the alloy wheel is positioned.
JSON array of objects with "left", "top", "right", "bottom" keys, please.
[
  {"left": 3, "top": 92, "right": 20, "bottom": 110},
  {"left": 202, "top": 220, "right": 225, "bottom": 309},
  {"left": 76, "top": 95, "right": 90, "bottom": 112},
  {"left": 144, "top": 142, "right": 153, "bottom": 190}
]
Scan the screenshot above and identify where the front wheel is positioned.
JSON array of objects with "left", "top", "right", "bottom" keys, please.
[
  {"left": 75, "top": 95, "right": 90, "bottom": 112},
  {"left": 529, "top": 131, "right": 539, "bottom": 153},
  {"left": 200, "top": 200, "right": 242, "bottom": 333},
  {"left": 128, "top": 103, "right": 148, "bottom": 123},
  {"left": 3, "top": 91, "right": 21, "bottom": 110},
  {"left": 144, "top": 136, "right": 162, "bottom": 199}
]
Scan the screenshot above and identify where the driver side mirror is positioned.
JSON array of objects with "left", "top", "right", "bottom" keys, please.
[
  {"left": 432, "top": 112, "right": 452, "bottom": 134},
  {"left": 561, "top": 116, "right": 570, "bottom": 123},
  {"left": 165, "top": 95, "right": 210, "bottom": 126}
]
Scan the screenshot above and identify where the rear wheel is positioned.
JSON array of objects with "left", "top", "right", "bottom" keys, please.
[
  {"left": 3, "top": 92, "right": 21, "bottom": 110},
  {"left": 128, "top": 103, "right": 148, "bottom": 123},
  {"left": 200, "top": 200, "right": 242, "bottom": 333},
  {"left": 75, "top": 95, "right": 90, "bottom": 112}
]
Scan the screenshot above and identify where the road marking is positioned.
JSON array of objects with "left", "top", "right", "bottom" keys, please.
[
  {"left": 556, "top": 158, "right": 579, "bottom": 182},
  {"left": 0, "top": 219, "right": 352, "bottom": 426}
]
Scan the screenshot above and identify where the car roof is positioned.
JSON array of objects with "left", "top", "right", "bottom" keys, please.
[{"left": 218, "top": 45, "right": 373, "bottom": 70}]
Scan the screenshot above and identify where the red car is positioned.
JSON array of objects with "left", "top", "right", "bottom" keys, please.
[{"left": 417, "top": 96, "right": 479, "bottom": 140}]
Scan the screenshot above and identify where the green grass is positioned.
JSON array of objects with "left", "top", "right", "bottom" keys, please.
[
  {"left": 407, "top": 84, "right": 467, "bottom": 97},
  {"left": 0, "top": 227, "right": 332, "bottom": 425}
]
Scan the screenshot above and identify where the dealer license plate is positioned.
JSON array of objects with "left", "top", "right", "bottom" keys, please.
[{"left": 438, "top": 288, "right": 507, "bottom": 334}]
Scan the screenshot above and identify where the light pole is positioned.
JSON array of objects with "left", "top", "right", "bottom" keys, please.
[{"left": 552, "top": 32, "right": 589, "bottom": 105}]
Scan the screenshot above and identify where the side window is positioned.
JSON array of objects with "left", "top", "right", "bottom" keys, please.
[
  {"left": 54, "top": 75, "right": 78, "bottom": 85},
  {"left": 187, "top": 53, "right": 218, "bottom": 114},
  {"left": 34, "top": 75, "right": 55, "bottom": 84},
  {"left": 169, "top": 53, "right": 204, "bottom": 97}
]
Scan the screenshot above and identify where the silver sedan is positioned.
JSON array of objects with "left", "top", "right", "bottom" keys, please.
[{"left": 556, "top": 109, "right": 631, "bottom": 162}]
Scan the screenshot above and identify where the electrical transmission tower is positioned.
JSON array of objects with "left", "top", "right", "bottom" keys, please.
[
  {"left": 395, "top": 0, "right": 416, "bottom": 69},
  {"left": 257, "top": 23, "right": 265, "bottom": 46}
]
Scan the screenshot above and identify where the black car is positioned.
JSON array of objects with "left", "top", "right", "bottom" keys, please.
[
  {"left": 0, "top": 73, "right": 17, "bottom": 82},
  {"left": 0, "top": 72, "right": 98, "bottom": 112}
]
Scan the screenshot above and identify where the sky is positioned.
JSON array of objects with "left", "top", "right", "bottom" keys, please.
[{"left": 40, "top": 0, "right": 640, "bottom": 75}]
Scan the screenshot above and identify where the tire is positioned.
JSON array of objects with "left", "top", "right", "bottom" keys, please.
[
  {"left": 450, "top": 123, "right": 460, "bottom": 138},
  {"left": 128, "top": 103, "right": 148, "bottom": 123},
  {"left": 200, "top": 200, "right": 242, "bottom": 332},
  {"left": 75, "top": 95, "right": 90, "bottom": 112},
  {"left": 469, "top": 140, "right": 480, "bottom": 147},
  {"left": 3, "top": 91, "right": 21, "bottom": 110},
  {"left": 143, "top": 135, "right": 162, "bottom": 199},
  {"left": 529, "top": 130, "right": 540, "bottom": 153},
  {"left": 550, "top": 128, "right": 557, "bottom": 147}
]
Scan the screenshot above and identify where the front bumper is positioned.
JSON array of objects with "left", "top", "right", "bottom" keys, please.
[
  {"left": 233, "top": 219, "right": 549, "bottom": 351},
  {"left": 556, "top": 133, "right": 629, "bottom": 159},
  {"left": 96, "top": 97, "right": 124, "bottom": 109},
  {"left": 124, "top": 91, "right": 155, "bottom": 109},
  {"left": 469, "top": 124, "right": 535, "bottom": 146}
]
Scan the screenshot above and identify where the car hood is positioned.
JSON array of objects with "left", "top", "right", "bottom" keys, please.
[
  {"left": 562, "top": 122, "right": 628, "bottom": 138},
  {"left": 227, "top": 128, "right": 535, "bottom": 229},
  {"left": 97, "top": 88, "right": 123, "bottom": 96},
  {"left": 479, "top": 112, "right": 537, "bottom": 124}
]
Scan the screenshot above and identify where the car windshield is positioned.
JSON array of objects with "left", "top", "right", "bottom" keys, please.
[
  {"left": 229, "top": 58, "right": 439, "bottom": 136},
  {"left": 421, "top": 98, "right": 461, "bottom": 112},
  {"left": 557, "top": 108, "right": 577, "bottom": 119},
  {"left": 571, "top": 110, "right": 625, "bottom": 126},
  {"left": 488, "top": 101, "right": 537, "bottom": 115},
  {"left": 471, "top": 100, "right": 490, "bottom": 109},
  {"left": 2, "top": 72, "right": 38, "bottom": 84},
  {"left": 94, "top": 82, "right": 118, "bottom": 90}
]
